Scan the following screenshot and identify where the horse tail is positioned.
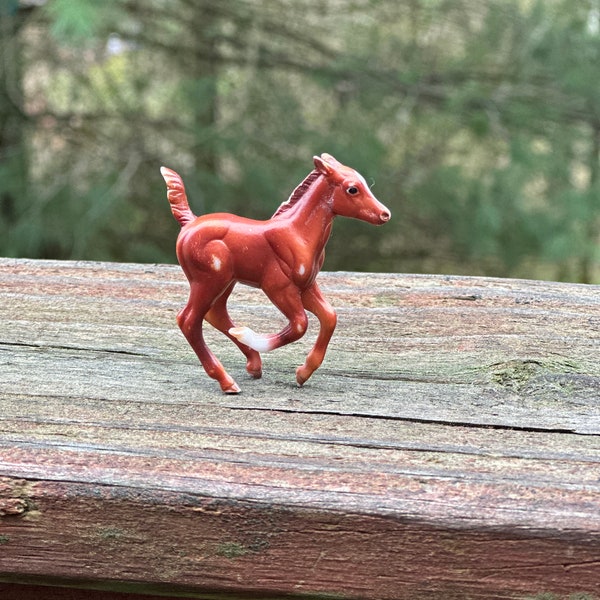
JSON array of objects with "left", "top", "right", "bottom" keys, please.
[{"left": 160, "top": 166, "right": 196, "bottom": 227}]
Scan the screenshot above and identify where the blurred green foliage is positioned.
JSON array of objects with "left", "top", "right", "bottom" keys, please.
[{"left": 0, "top": 0, "right": 599, "bottom": 282}]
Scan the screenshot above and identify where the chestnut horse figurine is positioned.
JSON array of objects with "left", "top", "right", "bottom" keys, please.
[{"left": 161, "top": 153, "right": 390, "bottom": 393}]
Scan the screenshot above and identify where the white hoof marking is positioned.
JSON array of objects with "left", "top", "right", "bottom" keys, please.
[{"left": 229, "top": 326, "right": 273, "bottom": 352}]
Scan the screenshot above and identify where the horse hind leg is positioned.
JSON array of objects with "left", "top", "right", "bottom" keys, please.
[
  {"left": 178, "top": 282, "right": 241, "bottom": 394},
  {"left": 205, "top": 283, "right": 262, "bottom": 379}
]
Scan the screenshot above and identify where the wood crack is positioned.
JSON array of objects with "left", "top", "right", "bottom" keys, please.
[
  {"left": 0, "top": 340, "right": 147, "bottom": 357},
  {"left": 225, "top": 405, "right": 584, "bottom": 435}
]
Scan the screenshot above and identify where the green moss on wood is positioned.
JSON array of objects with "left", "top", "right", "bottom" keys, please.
[
  {"left": 96, "top": 526, "right": 124, "bottom": 540},
  {"left": 490, "top": 359, "right": 543, "bottom": 389},
  {"left": 215, "top": 541, "right": 248, "bottom": 559}
]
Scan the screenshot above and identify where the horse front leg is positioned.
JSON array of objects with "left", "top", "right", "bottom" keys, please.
[
  {"left": 178, "top": 282, "right": 241, "bottom": 394},
  {"left": 296, "top": 282, "right": 337, "bottom": 386}
]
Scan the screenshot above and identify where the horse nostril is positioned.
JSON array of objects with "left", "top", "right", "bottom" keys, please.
[{"left": 380, "top": 210, "right": 391, "bottom": 222}]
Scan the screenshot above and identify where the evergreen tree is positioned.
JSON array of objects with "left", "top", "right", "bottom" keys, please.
[{"left": 0, "top": 0, "right": 597, "bottom": 282}]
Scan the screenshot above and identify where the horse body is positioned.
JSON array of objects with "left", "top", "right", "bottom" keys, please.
[
  {"left": 176, "top": 214, "right": 275, "bottom": 288},
  {"left": 161, "top": 154, "right": 390, "bottom": 393}
]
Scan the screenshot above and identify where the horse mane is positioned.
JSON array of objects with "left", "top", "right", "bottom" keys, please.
[{"left": 272, "top": 170, "right": 321, "bottom": 218}]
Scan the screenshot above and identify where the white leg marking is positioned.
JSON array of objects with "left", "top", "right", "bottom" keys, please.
[
  {"left": 229, "top": 326, "right": 273, "bottom": 352},
  {"left": 211, "top": 255, "right": 222, "bottom": 271},
  {"left": 298, "top": 263, "right": 306, "bottom": 276}
]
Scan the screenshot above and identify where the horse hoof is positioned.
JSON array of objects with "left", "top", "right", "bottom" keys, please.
[
  {"left": 246, "top": 356, "right": 263, "bottom": 379},
  {"left": 222, "top": 381, "right": 241, "bottom": 394},
  {"left": 247, "top": 367, "right": 262, "bottom": 379},
  {"left": 295, "top": 366, "right": 310, "bottom": 387}
]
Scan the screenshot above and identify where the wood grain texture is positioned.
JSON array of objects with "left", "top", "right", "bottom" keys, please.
[{"left": 0, "top": 258, "right": 599, "bottom": 599}]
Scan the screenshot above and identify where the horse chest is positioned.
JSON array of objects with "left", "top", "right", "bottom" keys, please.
[{"left": 288, "top": 254, "right": 321, "bottom": 289}]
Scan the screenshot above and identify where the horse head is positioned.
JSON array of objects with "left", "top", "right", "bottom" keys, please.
[{"left": 313, "top": 153, "right": 391, "bottom": 225}]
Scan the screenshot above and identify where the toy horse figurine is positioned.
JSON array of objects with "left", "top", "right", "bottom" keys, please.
[{"left": 161, "top": 153, "right": 391, "bottom": 393}]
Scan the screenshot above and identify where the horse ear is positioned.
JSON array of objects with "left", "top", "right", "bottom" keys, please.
[
  {"left": 320, "top": 153, "right": 342, "bottom": 166},
  {"left": 313, "top": 155, "right": 333, "bottom": 176}
]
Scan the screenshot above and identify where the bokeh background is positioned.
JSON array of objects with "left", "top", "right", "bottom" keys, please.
[{"left": 1, "top": 0, "right": 599, "bottom": 282}]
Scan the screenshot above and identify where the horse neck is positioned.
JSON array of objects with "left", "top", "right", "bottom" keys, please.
[{"left": 275, "top": 174, "right": 334, "bottom": 225}]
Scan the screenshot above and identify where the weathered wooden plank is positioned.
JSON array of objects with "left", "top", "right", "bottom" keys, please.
[{"left": 0, "top": 258, "right": 599, "bottom": 599}]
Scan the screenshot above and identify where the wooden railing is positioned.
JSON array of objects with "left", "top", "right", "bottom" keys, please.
[{"left": 1, "top": 258, "right": 599, "bottom": 599}]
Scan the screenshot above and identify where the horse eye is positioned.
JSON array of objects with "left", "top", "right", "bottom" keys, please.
[{"left": 346, "top": 186, "right": 359, "bottom": 195}]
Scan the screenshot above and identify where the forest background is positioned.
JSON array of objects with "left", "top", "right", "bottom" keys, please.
[{"left": 1, "top": 0, "right": 599, "bottom": 283}]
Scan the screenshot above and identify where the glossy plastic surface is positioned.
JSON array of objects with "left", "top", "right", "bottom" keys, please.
[{"left": 161, "top": 154, "right": 390, "bottom": 393}]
